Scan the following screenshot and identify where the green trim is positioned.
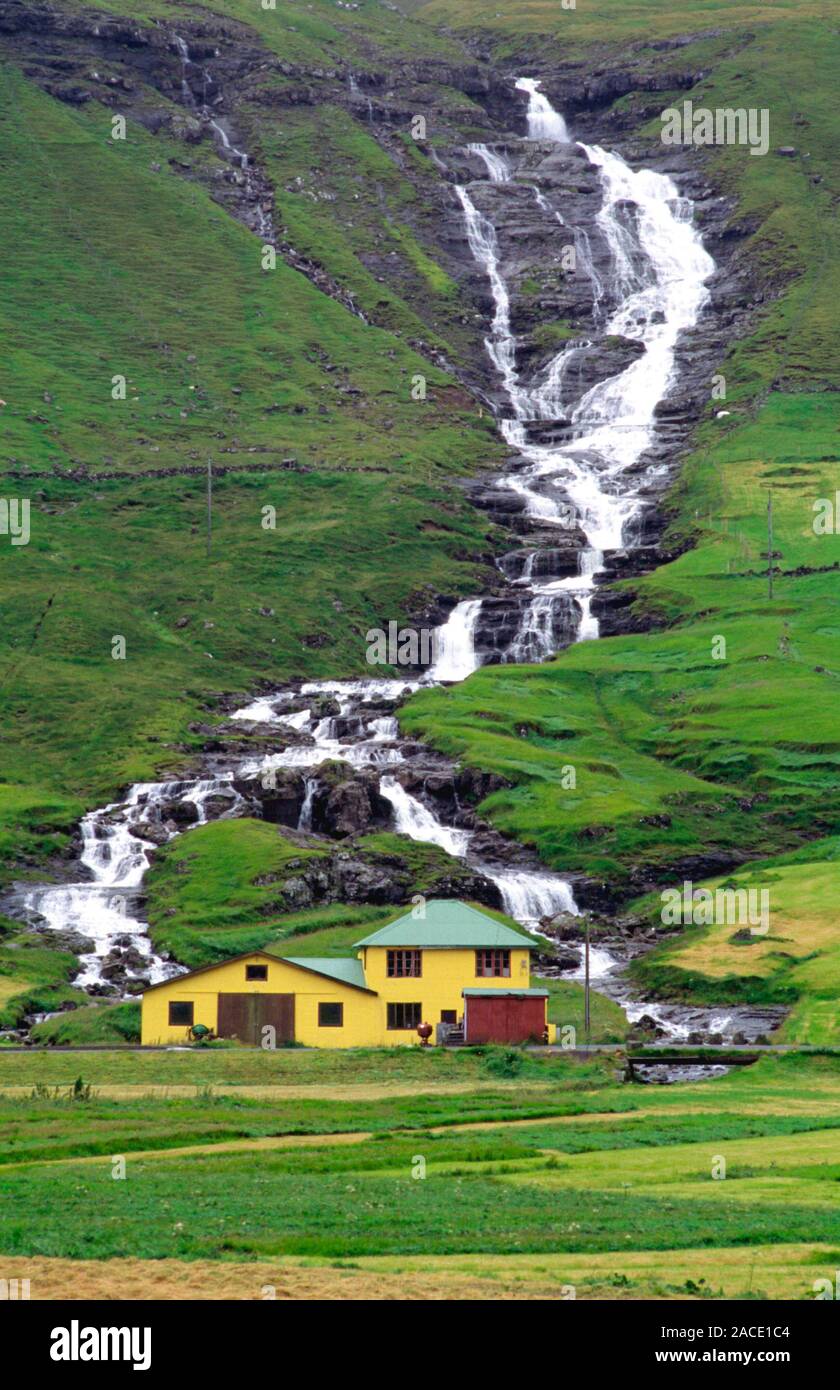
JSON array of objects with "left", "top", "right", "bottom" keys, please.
[{"left": 462, "top": 988, "right": 549, "bottom": 997}]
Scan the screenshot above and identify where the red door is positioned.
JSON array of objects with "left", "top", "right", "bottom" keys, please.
[{"left": 464, "top": 994, "right": 545, "bottom": 1044}]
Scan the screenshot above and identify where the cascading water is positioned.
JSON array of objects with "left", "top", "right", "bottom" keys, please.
[
  {"left": 10, "top": 78, "right": 733, "bottom": 1054},
  {"left": 467, "top": 142, "right": 510, "bottom": 184},
  {"left": 455, "top": 81, "right": 714, "bottom": 661},
  {"left": 379, "top": 777, "right": 472, "bottom": 859},
  {"left": 298, "top": 778, "right": 317, "bottom": 831},
  {"left": 426, "top": 600, "right": 482, "bottom": 683},
  {"left": 454, "top": 185, "right": 520, "bottom": 408},
  {"left": 19, "top": 776, "right": 244, "bottom": 992},
  {"left": 171, "top": 34, "right": 272, "bottom": 239},
  {"left": 516, "top": 77, "right": 571, "bottom": 142},
  {"left": 487, "top": 870, "right": 577, "bottom": 931}
]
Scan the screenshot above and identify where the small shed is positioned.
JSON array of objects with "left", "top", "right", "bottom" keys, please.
[{"left": 462, "top": 987, "right": 549, "bottom": 1044}]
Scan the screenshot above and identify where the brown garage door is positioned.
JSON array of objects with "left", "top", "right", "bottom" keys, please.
[
  {"left": 217, "top": 993, "right": 295, "bottom": 1045},
  {"left": 464, "top": 994, "right": 545, "bottom": 1045}
]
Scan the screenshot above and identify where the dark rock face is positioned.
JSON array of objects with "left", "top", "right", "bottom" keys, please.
[
  {"left": 278, "top": 850, "right": 499, "bottom": 913},
  {"left": 234, "top": 768, "right": 305, "bottom": 828},
  {"left": 157, "top": 798, "right": 199, "bottom": 827},
  {"left": 236, "top": 762, "right": 393, "bottom": 839},
  {"left": 498, "top": 547, "right": 580, "bottom": 582},
  {"left": 310, "top": 769, "right": 393, "bottom": 839},
  {"left": 43, "top": 928, "right": 96, "bottom": 956}
]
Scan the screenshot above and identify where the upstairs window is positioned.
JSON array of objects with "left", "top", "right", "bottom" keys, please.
[
  {"left": 168, "top": 1001, "right": 194, "bottom": 1027},
  {"left": 387, "top": 1002, "right": 422, "bottom": 1030},
  {"left": 387, "top": 949, "right": 422, "bottom": 978},
  {"left": 476, "top": 949, "right": 511, "bottom": 978},
  {"left": 246, "top": 964, "right": 268, "bottom": 981}
]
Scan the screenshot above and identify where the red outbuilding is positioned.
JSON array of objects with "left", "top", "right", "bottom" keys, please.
[{"left": 462, "top": 987, "right": 549, "bottom": 1044}]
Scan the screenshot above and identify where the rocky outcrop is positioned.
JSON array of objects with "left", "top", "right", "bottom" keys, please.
[{"left": 277, "top": 844, "right": 499, "bottom": 913}]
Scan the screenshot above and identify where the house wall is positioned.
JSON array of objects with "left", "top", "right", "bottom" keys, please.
[
  {"left": 141, "top": 955, "right": 379, "bottom": 1047},
  {"left": 362, "top": 945, "right": 533, "bottom": 1039},
  {"left": 142, "top": 946, "right": 538, "bottom": 1047}
]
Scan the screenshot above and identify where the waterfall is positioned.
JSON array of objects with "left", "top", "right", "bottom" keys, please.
[
  {"left": 507, "top": 593, "right": 558, "bottom": 664},
  {"left": 208, "top": 117, "right": 248, "bottom": 169},
  {"left": 376, "top": 781, "right": 575, "bottom": 936},
  {"left": 379, "top": 777, "right": 472, "bottom": 858},
  {"left": 467, "top": 143, "right": 511, "bottom": 184},
  {"left": 171, "top": 31, "right": 272, "bottom": 241},
  {"left": 188, "top": 775, "right": 237, "bottom": 825},
  {"left": 173, "top": 35, "right": 194, "bottom": 106},
  {"left": 426, "top": 599, "right": 482, "bottom": 683},
  {"left": 369, "top": 716, "right": 399, "bottom": 739},
  {"left": 531, "top": 337, "right": 593, "bottom": 421},
  {"left": 348, "top": 72, "right": 374, "bottom": 121},
  {"left": 21, "top": 783, "right": 193, "bottom": 991},
  {"left": 569, "top": 144, "right": 715, "bottom": 476},
  {"left": 454, "top": 187, "right": 524, "bottom": 415},
  {"left": 516, "top": 77, "right": 571, "bottom": 142},
  {"left": 486, "top": 869, "right": 578, "bottom": 931},
  {"left": 472, "top": 80, "right": 715, "bottom": 653},
  {"left": 298, "top": 778, "right": 317, "bottom": 831}
]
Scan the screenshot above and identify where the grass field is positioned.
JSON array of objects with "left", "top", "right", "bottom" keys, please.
[
  {"left": 6, "top": 1244, "right": 837, "bottom": 1300},
  {"left": 0, "top": 1050, "right": 837, "bottom": 1298},
  {"left": 625, "top": 838, "right": 840, "bottom": 1043}
]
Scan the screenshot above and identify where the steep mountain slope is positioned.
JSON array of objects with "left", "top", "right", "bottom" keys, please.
[
  {"left": 0, "top": 0, "right": 510, "bottom": 878},
  {"left": 1, "top": 0, "right": 838, "bottom": 1044}
]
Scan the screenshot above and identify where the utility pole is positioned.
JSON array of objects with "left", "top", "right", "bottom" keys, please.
[
  {"left": 767, "top": 490, "right": 773, "bottom": 600},
  {"left": 584, "top": 920, "right": 591, "bottom": 1039},
  {"left": 206, "top": 457, "right": 213, "bottom": 558}
]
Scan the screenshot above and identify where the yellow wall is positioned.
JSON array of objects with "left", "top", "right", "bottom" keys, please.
[
  {"left": 141, "top": 955, "right": 379, "bottom": 1047},
  {"left": 141, "top": 946, "right": 538, "bottom": 1047},
  {"left": 361, "top": 945, "right": 533, "bottom": 1039}
]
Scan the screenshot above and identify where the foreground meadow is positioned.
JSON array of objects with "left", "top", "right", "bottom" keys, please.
[{"left": 1, "top": 1048, "right": 838, "bottom": 1300}]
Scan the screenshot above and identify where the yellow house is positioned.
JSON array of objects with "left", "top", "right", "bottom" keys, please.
[{"left": 140, "top": 899, "right": 553, "bottom": 1047}]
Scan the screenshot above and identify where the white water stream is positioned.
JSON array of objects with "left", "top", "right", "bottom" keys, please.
[
  {"left": 11, "top": 79, "right": 734, "bottom": 1051},
  {"left": 173, "top": 35, "right": 272, "bottom": 239},
  {"left": 454, "top": 85, "right": 714, "bottom": 662}
]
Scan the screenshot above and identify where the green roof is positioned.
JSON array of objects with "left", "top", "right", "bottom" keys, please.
[
  {"left": 353, "top": 899, "right": 534, "bottom": 950},
  {"left": 462, "top": 988, "right": 548, "bottom": 997},
  {"left": 281, "top": 957, "right": 373, "bottom": 992}
]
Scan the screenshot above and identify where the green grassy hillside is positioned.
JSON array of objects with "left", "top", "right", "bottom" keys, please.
[
  {"left": 144, "top": 817, "right": 515, "bottom": 966},
  {"left": 0, "top": 40, "right": 500, "bottom": 879}
]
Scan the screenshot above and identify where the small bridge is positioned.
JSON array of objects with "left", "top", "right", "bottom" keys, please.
[{"left": 626, "top": 1051, "right": 760, "bottom": 1077}]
